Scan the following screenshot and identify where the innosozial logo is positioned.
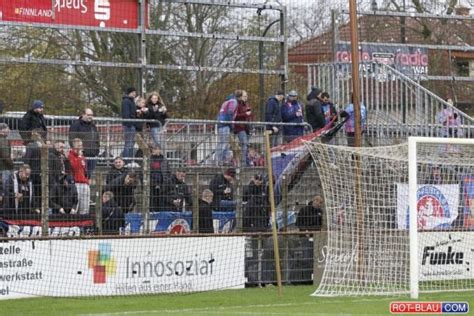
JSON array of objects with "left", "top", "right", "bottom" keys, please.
[{"left": 88, "top": 243, "right": 116, "bottom": 284}]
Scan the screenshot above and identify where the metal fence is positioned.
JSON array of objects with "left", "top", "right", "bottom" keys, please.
[{"left": 309, "top": 62, "right": 474, "bottom": 146}]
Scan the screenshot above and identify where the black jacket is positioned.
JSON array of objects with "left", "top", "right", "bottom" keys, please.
[
  {"left": 146, "top": 103, "right": 168, "bottom": 128},
  {"left": 69, "top": 118, "right": 100, "bottom": 157},
  {"left": 296, "top": 202, "right": 323, "bottom": 231},
  {"left": 121, "top": 95, "right": 137, "bottom": 128},
  {"left": 102, "top": 198, "right": 123, "bottom": 234},
  {"left": 48, "top": 148, "right": 67, "bottom": 185},
  {"left": 197, "top": 199, "right": 214, "bottom": 233},
  {"left": 105, "top": 166, "right": 128, "bottom": 185},
  {"left": 19, "top": 110, "right": 47, "bottom": 142},
  {"left": 162, "top": 175, "right": 192, "bottom": 211},
  {"left": 150, "top": 154, "right": 170, "bottom": 186},
  {"left": 104, "top": 174, "right": 137, "bottom": 212},
  {"left": 306, "top": 98, "right": 325, "bottom": 131},
  {"left": 265, "top": 96, "right": 282, "bottom": 130},
  {"left": 243, "top": 181, "right": 266, "bottom": 203},
  {"left": 3, "top": 172, "right": 37, "bottom": 215},
  {"left": 49, "top": 179, "right": 78, "bottom": 214},
  {"left": 243, "top": 194, "right": 269, "bottom": 232},
  {"left": 209, "top": 174, "right": 233, "bottom": 208}
]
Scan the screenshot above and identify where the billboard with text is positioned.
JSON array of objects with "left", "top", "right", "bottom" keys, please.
[{"left": 0, "top": 0, "right": 141, "bottom": 29}]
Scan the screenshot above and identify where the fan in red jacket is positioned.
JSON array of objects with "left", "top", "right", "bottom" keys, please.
[
  {"left": 68, "top": 138, "right": 90, "bottom": 215},
  {"left": 233, "top": 90, "right": 252, "bottom": 166}
]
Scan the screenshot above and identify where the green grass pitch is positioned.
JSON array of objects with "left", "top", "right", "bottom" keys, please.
[{"left": 3, "top": 286, "right": 474, "bottom": 315}]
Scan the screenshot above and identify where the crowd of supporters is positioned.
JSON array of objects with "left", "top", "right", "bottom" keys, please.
[{"left": 0, "top": 85, "right": 392, "bottom": 236}]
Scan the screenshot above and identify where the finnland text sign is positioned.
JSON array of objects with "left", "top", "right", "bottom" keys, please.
[
  {"left": 0, "top": 0, "right": 141, "bottom": 29},
  {"left": 336, "top": 43, "right": 428, "bottom": 77}
]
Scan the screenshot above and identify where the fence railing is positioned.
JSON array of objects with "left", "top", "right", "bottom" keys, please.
[{"left": 308, "top": 62, "right": 474, "bottom": 141}]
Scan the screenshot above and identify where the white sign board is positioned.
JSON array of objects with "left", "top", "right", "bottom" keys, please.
[
  {"left": 0, "top": 237, "right": 245, "bottom": 299},
  {"left": 419, "top": 232, "right": 474, "bottom": 281}
]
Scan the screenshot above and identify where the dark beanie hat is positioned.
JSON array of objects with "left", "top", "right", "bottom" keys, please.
[
  {"left": 306, "top": 87, "right": 322, "bottom": 101},
  {"left": 126, "top": 87, "right": 137, "bottom": 95},
  {"left": 32, "top": 100, "right": 44, "bottom": 110}
]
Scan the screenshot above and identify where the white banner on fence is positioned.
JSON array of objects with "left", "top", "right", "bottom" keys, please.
[
  {"left": 397, "top": 184, "right": 459, "bottom": 230},
  {"left": 419, "top": 232, "right": 474, "bottom": 281},
  {"left": 1, "top": 237, "right": 245, "bottom": 299},
  {"left": 0, "top": 241, "right": 50, "bottom": 299}
]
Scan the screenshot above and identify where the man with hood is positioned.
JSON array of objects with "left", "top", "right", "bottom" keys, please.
[
  {"left": 305, "top": 87, "right": 325, "bottom": 132},
  {"left": 19, "top": 100, "right": 47, "bottom": 143},
  {"left": 265, "top": 91, "right": 284, "bottom": 147},
  {"left": 121, "top": 87, "right": 138, "bottom": 161},
  {"left": 69, "top": 108, "right": 100, "bottom": 178}
]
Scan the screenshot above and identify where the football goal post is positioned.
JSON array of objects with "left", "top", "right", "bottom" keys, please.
[{"left": 306, "top": 137, "right": 474, "bottom": 297}]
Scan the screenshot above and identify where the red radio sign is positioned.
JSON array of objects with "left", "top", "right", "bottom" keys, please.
[{"left": 0, "top": 0, "right": 141, "bottom": 29}]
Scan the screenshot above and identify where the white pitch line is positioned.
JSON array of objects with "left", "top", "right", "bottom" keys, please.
[{"left": 77, "top": 296, "right": 396, "bottom": 316}]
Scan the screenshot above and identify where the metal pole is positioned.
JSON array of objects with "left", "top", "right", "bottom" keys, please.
[
  {"left": 139, "top": 0, "right": 147, "bottom": 95},
  {"left": 260, "top": 19, "right": 281, "bottom": 122},
  {"left": 279, "top": 7, "right": 288, "bottom": 93},
  {"left": 264, "top": 131, "right": 282, "bottom": 296},
  {"left": 349, "top": 0, "right": 365, "bottom": 284}
]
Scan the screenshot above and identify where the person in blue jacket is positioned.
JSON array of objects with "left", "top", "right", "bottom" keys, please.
[{"left": 281, "top": 90, "right": 304, "bottom": 143}]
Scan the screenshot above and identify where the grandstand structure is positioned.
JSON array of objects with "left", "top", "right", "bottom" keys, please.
[{"left": 0, "top": 0, "right": 473, "bottom": 301}]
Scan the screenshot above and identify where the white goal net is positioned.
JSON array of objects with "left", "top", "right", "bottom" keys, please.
[{"left": 306, "top": 137, "right": 474, "bottom": 297}]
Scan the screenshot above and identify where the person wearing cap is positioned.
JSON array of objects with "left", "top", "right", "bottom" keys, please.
[
  {"left": 209, "top": 168, "right": 236, "bottom": 211},
  {"left": 121, "top": 87, "right": 138, "bottom": 161},
  {"left": 19, "top": 100, "right": 47, "bottom": 143},
  {"left": 281, "top": 90, "right": 304, "bottom": 143},
  {"left": 305, "top": 87, "right": 325, "bottom": 132},
  {"left": 265, "top": 91, "right": 284, "bottom": 147},
  {"left": 68, "top": 108, "right": 100, "bottom": 179}
]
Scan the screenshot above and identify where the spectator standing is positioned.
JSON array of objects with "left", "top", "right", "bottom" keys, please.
[
  {"left": 104, "top": 172, "right": 139, "bottom": 213},
  {"left": 0, "top": 123, "right": 13, "bottom": 199},
  {"left": 233, "top": 90, "right": 252, "bottom": 166},
  {"left": 48, "top": 140, "right": 68, "bottom": 187},
  {"left": 19, "top": 100, "right": 47, "bottom": 143},
  {"left": 436, "top": 98, "right": 461, "bottom": 138},
  {"left": 149, "top": 145, "right": 171, "bottom": 212},
  {"left": 305, "top": 87, "right": 325, "bottom": 132},
  {"left": 281, "top": 90, "right": 304, "bottom": 143},
  {"left": 23, "top": 129, "right": 44, "bottom": 209},
  {"left": 243, "top": 174, "right": 269, "bottom": 232},
  {"left": 296, "top": 195, "right": 323, "bottom": 231},
  {"left": 320, "top": 92, "right": 338, "bottom": 127},
  {"left": 105, "top": 157, "right": 128, "bottom": 185},
  {"left": 134, "top": 96, "right": 149, "bottom": 134},
  {"left": 101, "top": 191, "right": 122, "bottom": 234},
  {"left": 265, "top": 91, "right": 284, "bottom": 147},
  {"left": 146, "top": 91, "right": 168, "bottom": 150},
  {"left": 215, "top": 91, "right": 239, "bottom": 165},
  {"left": 209, "top": 168, "right": 236, "bottom": 211},
  {"left": 121, "top": 87, "right": 138, "bottom": 161},
  {"left": 68, "top": 138, "right": 90, "bottom": 214},
  {"left": 68, "top": 108, "right": 100, "bottom": 179},
  {"left": 4, "top": 164, "right": 39, "bottom": 216},
  {"left": 342, "top": 94, "right": 367, "bottom": 147},
  {"left": 162, "top": 168, "right": 192, "bottom": 211},
  {"left": 197, "top": 189, "right": 215, "bottom": 234},
  {"left": 49, "top": 174, "right": 78, "bottom": 214}
]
